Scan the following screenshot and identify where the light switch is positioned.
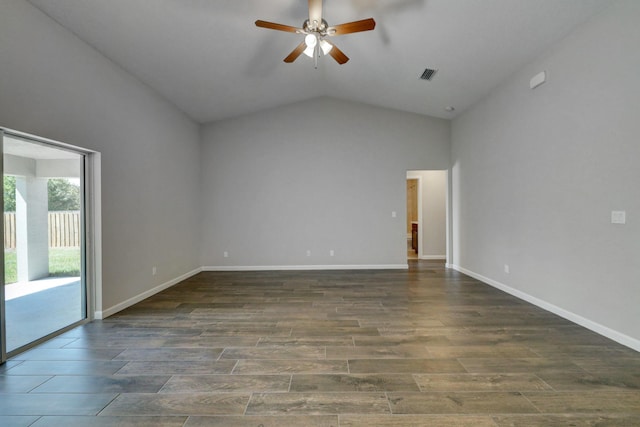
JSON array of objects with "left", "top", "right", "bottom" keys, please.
[{"left": 611, "top": 210, "right": 626, "bottom": 224}]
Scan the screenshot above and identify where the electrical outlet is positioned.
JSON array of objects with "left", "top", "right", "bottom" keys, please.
[
  {"left": 329, "top": 250, "right": 335, "bottom": 257},
  {"left": 504, "top": 264, "right": 510, "bottom": 274},
  {"left": 306, "top": 250, "right": 311, "bottom": 257},
  {"left": 223, "top": 251, "right": 229, "bottom": 258},
  {"left": 392, "top": 211, "right": 397, "bottom": 218},
  {"left": 152, "top": 266, "right": 157, "bottom": 276}
]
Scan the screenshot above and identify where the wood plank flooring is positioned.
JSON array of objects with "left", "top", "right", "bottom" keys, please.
[{"left": 2, "top": 260, "right": 640, "bottom": 426}]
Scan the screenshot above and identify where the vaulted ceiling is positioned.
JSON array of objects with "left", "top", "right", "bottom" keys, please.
[{"left": 27, "top": 0, "right": 610, "bottom": 123}]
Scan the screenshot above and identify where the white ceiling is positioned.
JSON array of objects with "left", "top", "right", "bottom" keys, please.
[{"left": 27, "top": 0, "right": 611, "bottom": 124}]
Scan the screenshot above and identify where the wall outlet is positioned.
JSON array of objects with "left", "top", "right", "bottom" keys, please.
[
  {"left": 152, "top": 266, "right": 157, "bottom": 276},
  {"left": 392, "top": 211, "right": 397, "bottom": 218},
  {"left": 504, "top": 264, "right": 510, "bottom": 274},
  {"left": 329, "top": 249, "right": 335, "bottom": 257},
  {"left": 306, "top": 250, "right": 311, "bottom": 257},
  {"left": 223, "top": 251, "right": 229, "bottom": 258}
]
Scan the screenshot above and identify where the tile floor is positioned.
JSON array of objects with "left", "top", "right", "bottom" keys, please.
[{"left": 1, "top": 261, "right": 639, "bottom": 426}]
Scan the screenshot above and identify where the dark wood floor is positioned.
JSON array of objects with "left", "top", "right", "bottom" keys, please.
[{"left": 2, "top": 261, "right": 639, "bottom": 426}]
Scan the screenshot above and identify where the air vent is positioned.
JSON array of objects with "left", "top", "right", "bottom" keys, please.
[{"left": 419, "top": 68, "right": 438, "bottom": 81}]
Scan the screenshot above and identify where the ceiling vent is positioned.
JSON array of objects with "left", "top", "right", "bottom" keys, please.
[{"left": 419, "top": 68, "right": 438, "bottom": 81}]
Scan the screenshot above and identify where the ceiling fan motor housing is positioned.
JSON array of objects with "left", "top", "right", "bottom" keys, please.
[{"left": 304, "top": 18, "right": 329, "bottom": 35}]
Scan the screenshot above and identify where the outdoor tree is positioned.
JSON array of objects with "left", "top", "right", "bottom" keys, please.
[
  {"left": 4, "top": 175, "right": 16, "bottom": 212},
  {"left": 48, "top": 178, "right": 81, "bottom": 211},
  {"left": 2, "top": 176, "right": 80, "bottom": 212}
]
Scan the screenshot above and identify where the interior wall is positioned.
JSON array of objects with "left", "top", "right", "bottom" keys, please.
[
  {"left": 0, "top": 0, "right": 201, "bottom": 313},
  {"left": 451, "top": 0, "right": 640, "bottom": 348},
  {"left": 200, "top": 97, "right": 450, "bottom": 268},
  {"left": 420, "top": 171, "right": 447, "bottom": 259}
]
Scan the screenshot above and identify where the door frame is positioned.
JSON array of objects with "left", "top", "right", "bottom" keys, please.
[{"left": 0, "top": 127, "right": 101, "bottom": 363}]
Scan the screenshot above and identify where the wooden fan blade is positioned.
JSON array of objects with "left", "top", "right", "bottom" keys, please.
[
  {"left": 329, "top": 18, "right": 376, "bottom": 35},
  {"left": 255, "top": 20, "right": 301, "bottom": 33},
  {"left": 309, "top": 0, "right": 323, "bottom": 25},
  {"left": 284, "top": 41, "right": 307, "bottom": 63},
  {"left": 327, "top": 42, "right": 349, "bottom": 64}
]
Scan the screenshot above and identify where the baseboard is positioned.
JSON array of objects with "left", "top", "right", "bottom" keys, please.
[
  {"left": 420, "top": 255, "right": 446, "bottom": 260},
  {"left": 95, "top": 267, "right": 202, "bottom": 319},
  {"left": 202, "top": 264, "right": 409, "bottom": 272},
  {"left": 450, "top": 264, "right": 640, "bottom": 352}
]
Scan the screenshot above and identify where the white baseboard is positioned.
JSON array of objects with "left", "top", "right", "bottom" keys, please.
[
  {"left": 203, "top": 264, "right": 409, "bottom": 272},
  {"left": 420, "top": 255, "right": 446, "bottom": 260},
  {"left": 450, "top": 264, "right": 640, "bottom": 352},
  {"left": 95, "top": 267, "right": 202, "bottom": 319}
]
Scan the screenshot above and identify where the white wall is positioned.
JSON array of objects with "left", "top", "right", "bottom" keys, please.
[
  {"left": 0, "top": 0, "right": 201, "bottom": 313},
  {"left": 200, "top": 97, "right": 450, "bottom": 268},
  {"left": 408, "top": 170, "right": 447, "bottom": 259},
  {"left": 451, "top": 0, "right": 640, "bottom": 349}
]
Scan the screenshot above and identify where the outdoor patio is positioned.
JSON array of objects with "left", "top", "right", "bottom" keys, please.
[{"left": 4, "top": 277, "right": 82, "bottom": 351}]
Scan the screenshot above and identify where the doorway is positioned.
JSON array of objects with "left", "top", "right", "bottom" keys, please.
[
  {"left": 406, "top": 179, "right": 419, "bottom": 259},
  {"left": 406, "top": 170, "right": 448, "bottom": 262},
  {"left": 1, "top": 129, "right": 96, "bottom": 362}
]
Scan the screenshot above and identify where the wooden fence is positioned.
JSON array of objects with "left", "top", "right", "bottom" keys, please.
[
  {"left": 4, "top": 211, "right": 81, "bottom": 249},
  {"left": 4, "top": 212, "right": 16, "bottom": 249}
]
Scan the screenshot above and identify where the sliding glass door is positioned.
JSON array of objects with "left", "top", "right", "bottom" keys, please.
[{"left": 1, "top": 130, "right": 88, "bottom": 361}]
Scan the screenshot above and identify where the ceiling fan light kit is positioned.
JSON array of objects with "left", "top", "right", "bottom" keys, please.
[{"left": 255, "top": 0, "right": 376, "bottom": 68}]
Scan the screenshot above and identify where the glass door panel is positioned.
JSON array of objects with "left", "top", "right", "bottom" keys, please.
[{"left": 2, "top": 133, "right": 86, "bottom": 356}]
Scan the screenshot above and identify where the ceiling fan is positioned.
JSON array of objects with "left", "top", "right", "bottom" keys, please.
[{"left": 255, "top": 0, "right": 376, "bottom": 67}]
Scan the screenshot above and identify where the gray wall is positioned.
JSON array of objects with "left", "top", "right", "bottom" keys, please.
[
  {"left": 200, "top": 97, "right": 450, "bottom": 268},
  {"left": 451, "top": 0, "right": 640, "bottom": 347},
  {"left": 0, "top": 0, "right": 201, "bottom": 312}
]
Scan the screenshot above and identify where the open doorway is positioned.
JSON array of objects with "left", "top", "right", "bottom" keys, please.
[
  {"left": 406, "top": 170, "right": 447, "bottom": 262},
  {"left": 406, "top": 179, "right": 419, "bottom": 259}
]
